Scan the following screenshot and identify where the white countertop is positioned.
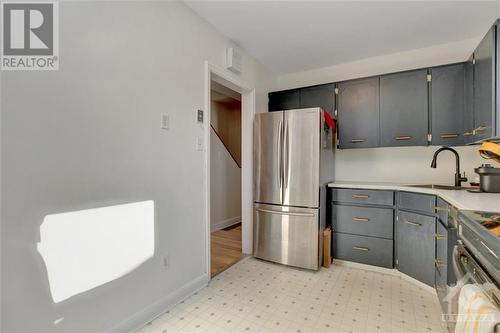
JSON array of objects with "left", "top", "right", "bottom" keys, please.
[{"left": 328, "top": 181, "right": 500, "bottom": 212}]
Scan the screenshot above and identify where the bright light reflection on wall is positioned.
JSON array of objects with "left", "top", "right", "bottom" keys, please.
[{"left": 37, "top": 200, "right": 155, "bottom": 303}]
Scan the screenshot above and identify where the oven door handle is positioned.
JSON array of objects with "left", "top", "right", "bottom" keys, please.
[{"left": 453, "top": 245, "right": 467, "bottom": 281}]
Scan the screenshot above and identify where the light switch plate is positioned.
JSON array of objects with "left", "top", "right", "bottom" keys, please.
[
  {"left": 197, "top": 109, "right": 204, "bottom": 123},
  {"left": 161, "top": 113, "right": 169, "bottom": 129}
]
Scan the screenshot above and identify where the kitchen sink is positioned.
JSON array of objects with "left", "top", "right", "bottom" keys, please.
[{"left": 405, "top": 184, "right": 470, "bottom": 190}]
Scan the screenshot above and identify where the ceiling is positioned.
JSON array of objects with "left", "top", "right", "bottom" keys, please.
[{"left": 186, "top": 1, "right": 499, "bottom": 74}]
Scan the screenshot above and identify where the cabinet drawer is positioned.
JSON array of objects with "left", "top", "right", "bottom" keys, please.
[
  {"left": 398, "top": 191, "right": 436, "bottom": 214},
  {"left": 332, "top": 205, "right": 393, "bottom": 239},
  {"left": 333, "top": 233, "right": 393, "bottom": 268},
  {"left": 331, "top": 188, "right": 394, "bottom": 206}
]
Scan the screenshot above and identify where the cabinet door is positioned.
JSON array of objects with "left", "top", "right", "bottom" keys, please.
[
  {"left": 337, "top": 77, "right": 380, "bottom": 148},
  {"left": 299, "top": 84, "right": 335, "bottom": 116},
  {"left": 463, "top": 57, "right": 475, "bottom": 142},
  {"left": 473, "top": 26, "right": 495, "bottom": 140},
  {"left": 396, "top": 211, "right": 435, "bottom": 286},
  {"left": 380, "top": 70, "right": 429, "bottom": 146},
  {"left": 268, "top": 89, "right": 300, "bottom": 112},
  {"left": 431, "top": 64, "right": 467, "bottom": 146}
]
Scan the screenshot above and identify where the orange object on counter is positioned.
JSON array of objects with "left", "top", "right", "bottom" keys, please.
[{"left": 479, "top": 142, "right": 500, "bottom": 163}]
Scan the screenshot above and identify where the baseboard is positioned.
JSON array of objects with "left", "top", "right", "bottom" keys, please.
[
  {"left": 333, "top": 259, "right": 400, "bottom": 276},
  {"left": 107, "top": 274, "right": 209, "bottom": 333},
  {"left": 332, "top": 259, "right": 436, "bottom": 294},
  {"left": 210, "top": 216, "right": 241, "bottom": 232}
]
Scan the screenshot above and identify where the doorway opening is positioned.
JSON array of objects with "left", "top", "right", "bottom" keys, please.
[{"left": 209, "top": 79, "right": 243, "bottom": 276}]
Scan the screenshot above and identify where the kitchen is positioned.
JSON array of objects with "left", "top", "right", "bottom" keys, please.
[
  {"left": 181, "top": 3, "right": 500, "bottom": 332},
  {"left": 2, "top": 2, "right": 500, "bottom": 333}
]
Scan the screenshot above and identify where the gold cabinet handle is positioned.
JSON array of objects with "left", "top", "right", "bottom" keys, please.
[
  {"left": 396, "top": 136, "right": 412, "bottom": 141},
  {"left": 353, "top": 217, "right": 370, "bottom": 222},
  {"left": 463, "top": 131, "right": 474, "bottom": 136},
  {"left": 352, "top": 246, "right": 369, "bottom": 252},
  {"left": 350, "top": 139, "right": 365, "bottom": 143},
  {"left": 434, "top": 206, "right": 447, "bottom": 212},
  {"left": 435, "top": 234, "right": 445, "bottom": 240},
  {"left": 405, "top": 220, "right": 421, "bottom": 227},
  {"left": 352, "top": 194, "right": 370, "bottom": 199},
  {"left": 439, "top": 134, "right": 459, "bottom": 139},
  {"left": 475, "top": 125, "right": 487, "bottom": 133},
  {"left": 435, "top": 260, "right": 445, "bottom": 268}
]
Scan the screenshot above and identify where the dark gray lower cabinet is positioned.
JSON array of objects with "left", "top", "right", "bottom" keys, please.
[
  {"left": 396, "top": 210, "right": 436, "bottom": 286},
  {"left": 398, "top": 192, "right": 436, "bottom": 214},
  {"left": 332, "top": 205, "right": 393, "bottom": 239},
  {"left": 337, "top": 77, "right": 380, "bottom": 148},
  {"left": 333, "top": 233, "right": 393, "bottom": 268},
  {"left": 380, "top": 69, "right": 429, "bottom": 147},
  {"left": 430, "top": 64, "right": 467, "bottom": 146},
  {"left": 331, "top": 188, "right": 395, "bottom": 269},
  {"left": 330, "top": 188, "right": 394, "bottom": 206}
]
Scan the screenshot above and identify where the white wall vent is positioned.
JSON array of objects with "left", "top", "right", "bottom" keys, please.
[{"left": 226, "top": 47, "right": 243, "bottom": 74}]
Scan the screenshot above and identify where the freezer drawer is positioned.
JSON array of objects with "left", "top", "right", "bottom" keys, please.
[{"left": 253, "top": 203, "right": 319, "bottom": 270}]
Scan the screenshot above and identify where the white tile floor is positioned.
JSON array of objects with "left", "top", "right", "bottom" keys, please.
[{"left": 139, "top": 257, "right": 445, "bottom": 333}]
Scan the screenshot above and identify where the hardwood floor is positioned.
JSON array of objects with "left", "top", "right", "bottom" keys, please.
[{"left": 210, "top": 224, "right": 242, "bottom": 277}]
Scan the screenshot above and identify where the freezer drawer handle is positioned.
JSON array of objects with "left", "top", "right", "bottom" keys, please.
[
  {"left": 352, "top": 194, "right": 370, "bottom": 199},
  {"left": 256, "top": 208, "right": 314, "bottom": 217},
  {"left": 405, "top": 220, "right": 421, "bottom": 227},
  {"left": 352, "top": 246, "right": 369, "bottom": 252},
  {"left": 353, "top": 217, "right": 370, "bottom": 222}
]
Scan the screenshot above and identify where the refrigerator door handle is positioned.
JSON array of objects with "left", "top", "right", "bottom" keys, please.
[
  {"left": 256, "top": 208, "right": 315, "bottom": 217},
  {"left": 277, "top": 120, "right": 283, "bottom": 189},
  {"left": 284, "top": 119, "right": 290, "bottom": 189}
]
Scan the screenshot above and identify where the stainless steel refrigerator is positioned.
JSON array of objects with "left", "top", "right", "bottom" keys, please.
[{"left": 253, "top": 107, "right": 334, "bottom": 270}]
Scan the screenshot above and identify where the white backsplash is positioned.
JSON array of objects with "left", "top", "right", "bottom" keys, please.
[{"left": 334, "top": 145, "right": 487, "bottom": 185}]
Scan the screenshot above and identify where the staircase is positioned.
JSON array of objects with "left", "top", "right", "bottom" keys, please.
[{"left": 210, "top": 124, "right": 241, "bottom": 168}]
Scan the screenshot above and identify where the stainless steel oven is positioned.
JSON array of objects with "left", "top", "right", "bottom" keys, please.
[
  {"left": 448, "top": 243, "right": 500, "bottom": 332},
  {"left": 444, "top": 211, "right": 500, "bottom": 332}
]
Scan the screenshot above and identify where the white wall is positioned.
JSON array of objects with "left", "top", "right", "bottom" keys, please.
[
  {"left": 0, "top": 2, "right": 275, "bottom": 332},
  {"left": 276, "top": 38, "right": 479, "bottom": 90},
  {"left": 276, "top": 38, "right": 486, "bottom": 184},
  {"left": 210, "top": 130, "right": 241, "bottom": 231}
]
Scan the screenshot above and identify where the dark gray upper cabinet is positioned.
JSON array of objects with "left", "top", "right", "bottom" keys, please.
[
  {"left": 299, "top": 84, "right": 335, "bottom": 115},
  {"left": 337, "top": 77, "right": 380, "bottom": 148},
  {"left": 268, "top": 89, "right": 300, "bottom": 111},
  {"left": 380, "top": 69, "right": 429, "bottom": 147},
  {"left": 430, "top": 64, "right": 467, "bottom": 146},
  {"left": 464, "top": 57, "right": 475, "bottom": 143},
  {"left": 473, "top": 25, "right": 496, "bottom": 140}
]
